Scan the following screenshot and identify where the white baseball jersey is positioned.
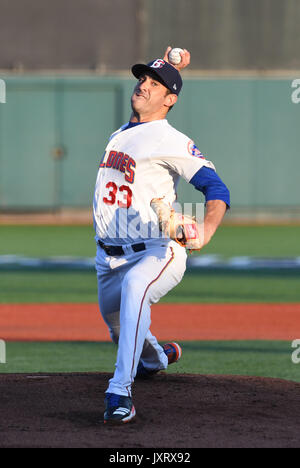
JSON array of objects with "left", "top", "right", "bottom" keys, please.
[{"left": 93, "top": 119, "right": 216, "bottom": 245}]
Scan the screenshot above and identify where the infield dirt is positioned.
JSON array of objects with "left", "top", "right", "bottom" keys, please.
[
  {"left": 0, "top": 372, "right": 299, "bottom": 448},
  {"left": 0, "top": 302, "right": 299, "bottom": 341}
]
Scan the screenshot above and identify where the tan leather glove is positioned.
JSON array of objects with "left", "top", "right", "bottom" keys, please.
[{"left": 150, "top": 198, "right": 203, "bottom": 252}]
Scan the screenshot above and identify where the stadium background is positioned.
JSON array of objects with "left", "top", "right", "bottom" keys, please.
[
  {"left": 0, "top": 0, "right": 300, "bottom": 214},
  {"left": 0, "top": 0, "right": 299, "bottom": 448}
]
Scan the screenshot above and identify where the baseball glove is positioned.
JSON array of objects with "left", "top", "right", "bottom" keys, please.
[{"left": 150, "top": 198, "right": 203, "bottom": 252}]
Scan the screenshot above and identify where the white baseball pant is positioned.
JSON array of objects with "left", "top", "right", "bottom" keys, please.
[{"left": 96, "top": 238, "right": 187, "bottom": 397}]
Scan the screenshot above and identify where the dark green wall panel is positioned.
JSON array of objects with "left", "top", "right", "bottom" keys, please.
[
  {"left": 58, "top": 81, "right": 123, "bottom": 206},
  {"left": 0, "top": 76, "right": 299, "bottom": 210},
  {"left": 0, "top": 81, "right": 57, "bottom": 208}
]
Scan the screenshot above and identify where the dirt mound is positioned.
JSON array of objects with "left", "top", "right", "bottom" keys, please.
[{"left": 0, "top": 373, "right": 299, "bottom": 448}]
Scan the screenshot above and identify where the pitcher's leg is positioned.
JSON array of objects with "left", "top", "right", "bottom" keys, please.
[
  {"left": 139, "top": 330, "right": 168, "bottom": 372},
  {"left": 139, "top": 242, "right": 187, "bottom": 371},
  {"left": 107, "top": 242, "right": 187, "bottom": 396},
  {"left": 97, "top": 271, "right": 122, "bottom": 344},
  {"left": 106, "top": 269, "right": 153, "bottom": 397}
]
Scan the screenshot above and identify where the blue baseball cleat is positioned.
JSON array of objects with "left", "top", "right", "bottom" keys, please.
[{"left": 104, "top": 392, "right": 136, "bottom": 424}]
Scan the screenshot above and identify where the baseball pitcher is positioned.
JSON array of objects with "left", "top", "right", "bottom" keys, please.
[{"left": 93, "top": 47, "right": 230, "bottom": 424}]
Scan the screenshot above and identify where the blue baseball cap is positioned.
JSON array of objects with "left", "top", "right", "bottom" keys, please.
[{"left": 132, "top": 59, "right": 183, "bottom": 96}]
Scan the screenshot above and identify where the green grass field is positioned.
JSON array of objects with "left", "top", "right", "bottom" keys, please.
[
  {"left": 0, "top": 224, "right": 299, "bottom": 381},
  {"left": 1, "top": 224, "right": 300, "bottom": 304},
  {"left": 1, "top": 269, "right": 300, "bottom": 303},
  {"left": 1, "top": 341, "right": 299, "bottom": 382},
  {"left": 1, "top": 224, "right": 300, "bottom": 258}
]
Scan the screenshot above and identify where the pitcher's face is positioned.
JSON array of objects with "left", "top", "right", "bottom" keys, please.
[{"left": 131, "top": 74, "right": 175, "bottom": 116}]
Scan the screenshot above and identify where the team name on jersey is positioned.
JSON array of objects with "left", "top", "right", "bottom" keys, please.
[{"left": 99, "top": 150, "right": 136, "bottom": 184}]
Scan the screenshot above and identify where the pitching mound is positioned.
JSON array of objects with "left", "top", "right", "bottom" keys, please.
[{"left": 0, "top": 373, "right": 299, "bottom": 448}]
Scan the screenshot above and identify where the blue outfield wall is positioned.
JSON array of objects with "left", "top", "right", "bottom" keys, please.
[{"left": 0, "top": 75, "right": 299, "bottom": 210}]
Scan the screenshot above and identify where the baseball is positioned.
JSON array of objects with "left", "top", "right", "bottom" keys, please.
[{"left": 168, "top": 48, "right": 184, "bottom": 65}]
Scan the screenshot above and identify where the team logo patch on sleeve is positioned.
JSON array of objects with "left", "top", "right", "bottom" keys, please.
[{"left": 187, "top": 140, "right": 205, "bottom": 159}]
